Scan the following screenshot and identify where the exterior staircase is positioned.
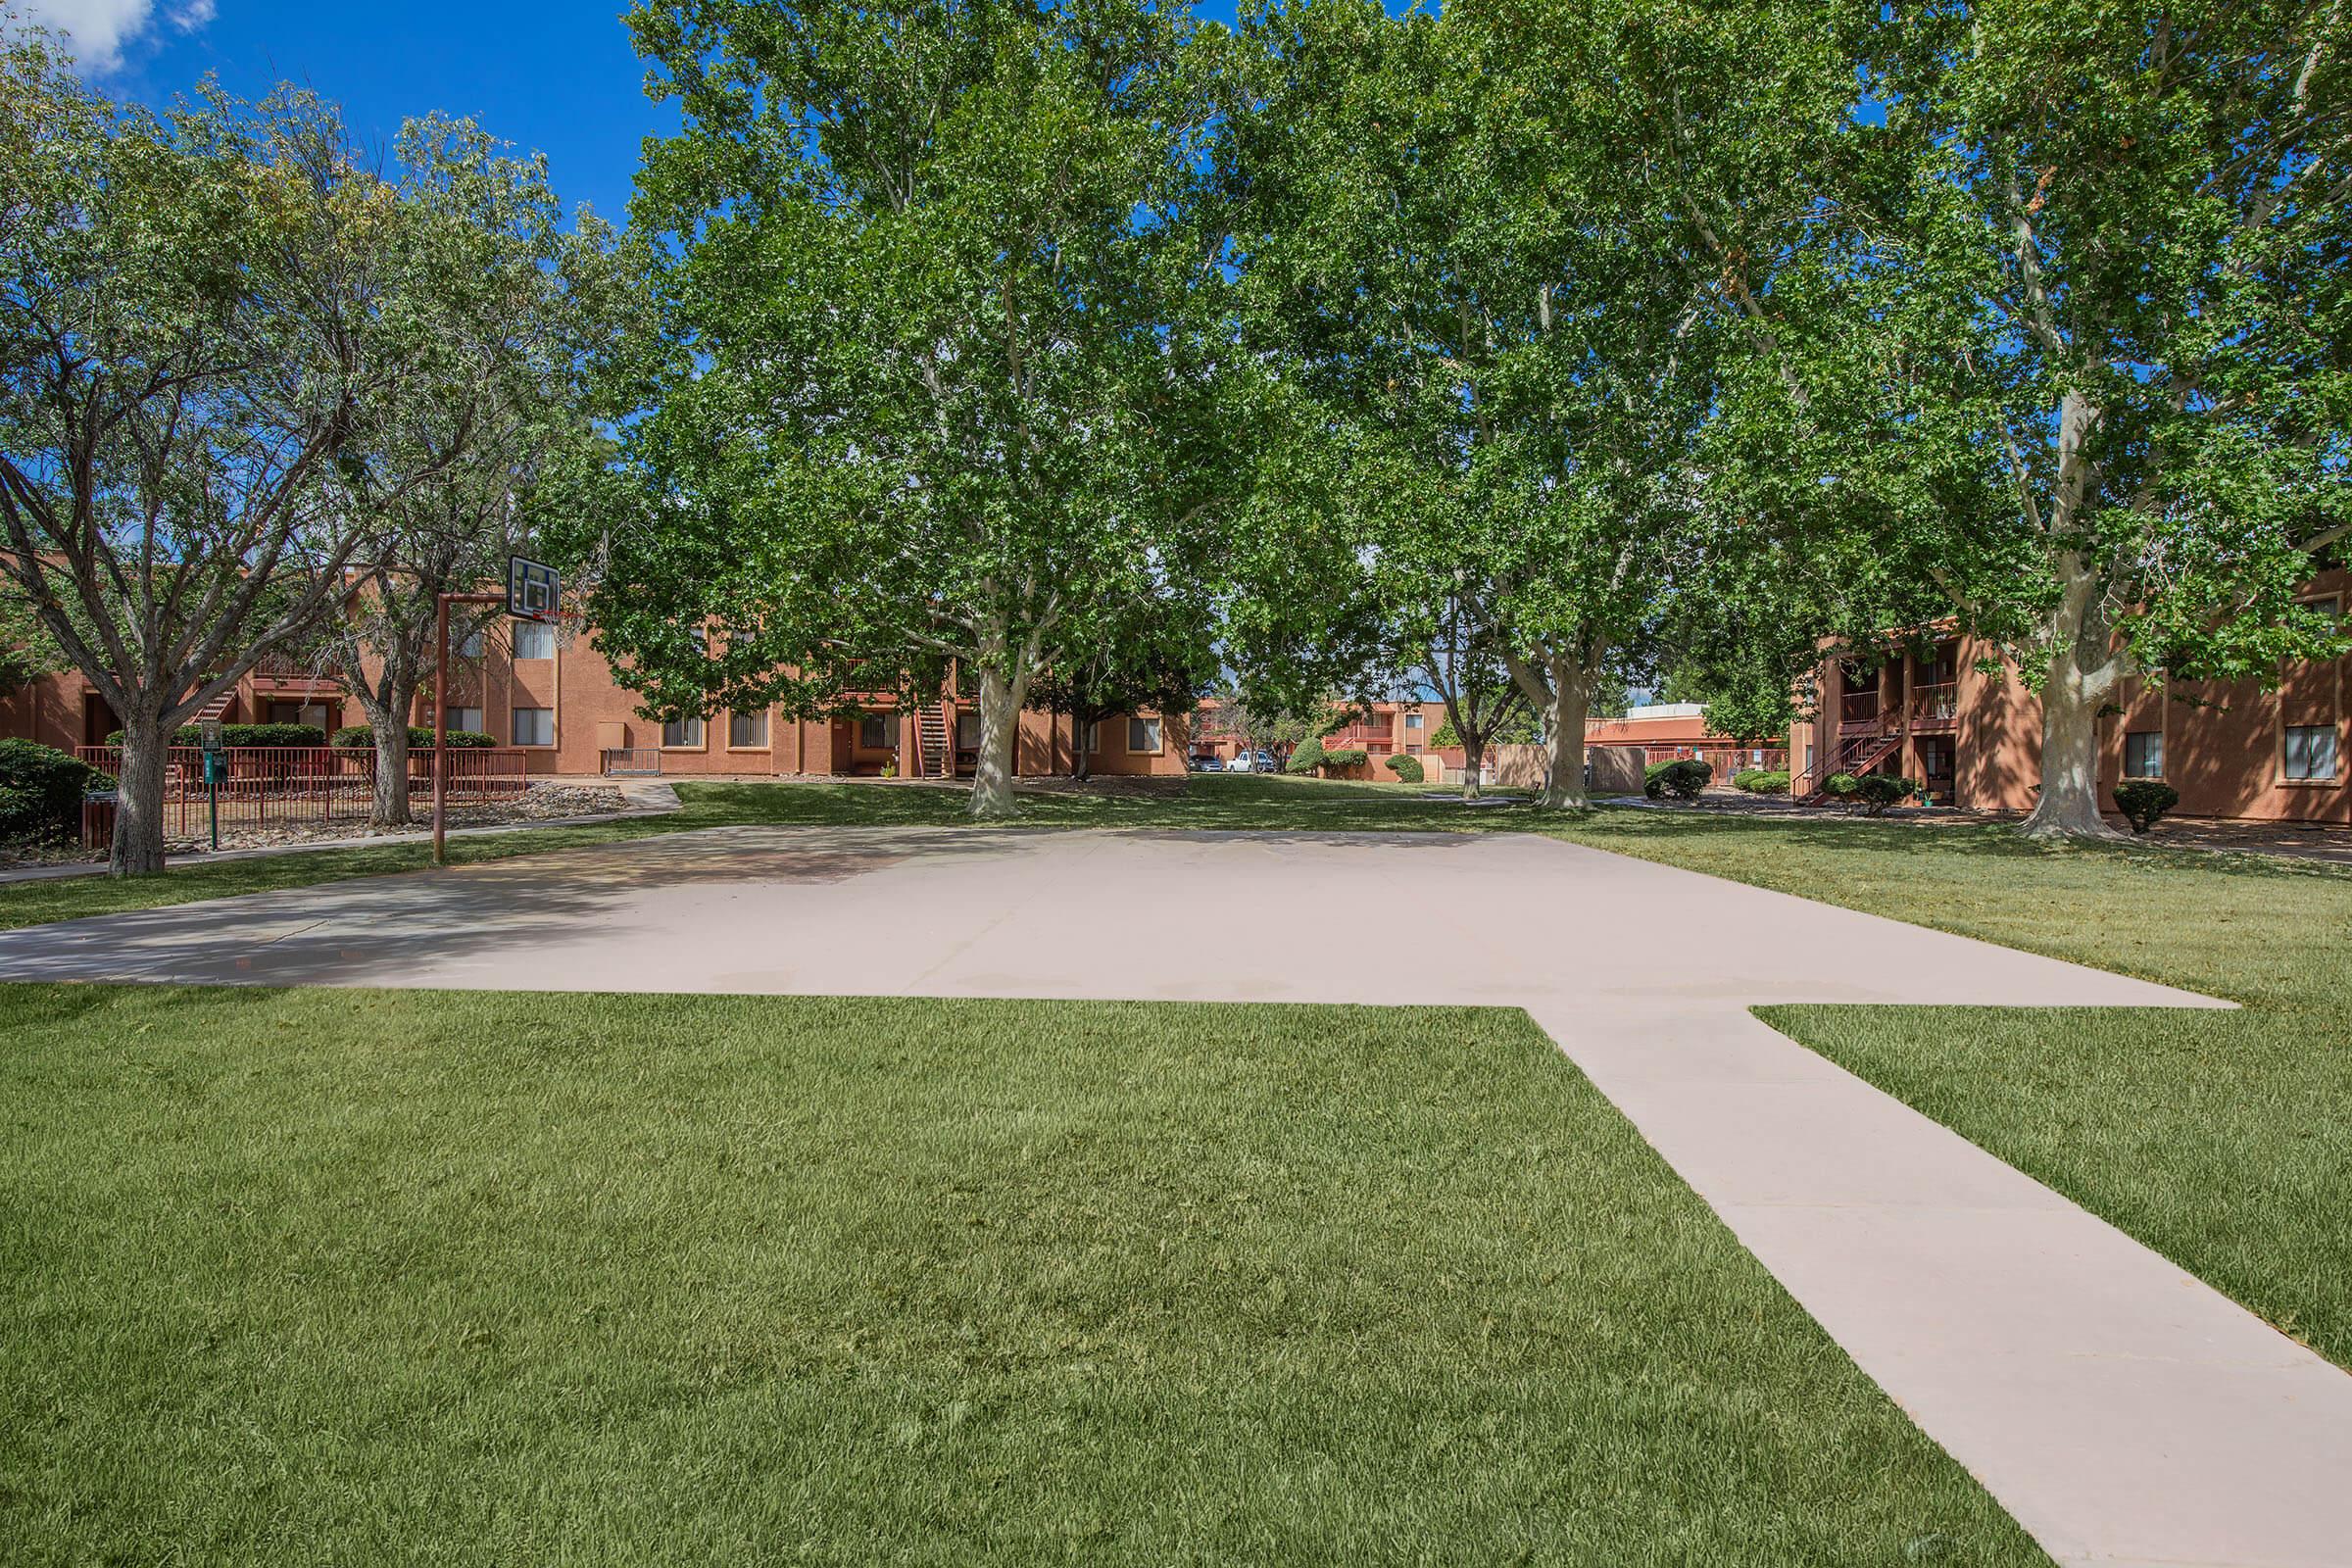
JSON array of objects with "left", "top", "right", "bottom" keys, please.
[
  {"left": 1799, "top": 731, "right": 1903, "bottom": 805},
  {"left": 915, "top": 708, "right": 951, "bottom": 778},
  {"left": 189, "top": 690, "right": 235, "bottom": 726}
]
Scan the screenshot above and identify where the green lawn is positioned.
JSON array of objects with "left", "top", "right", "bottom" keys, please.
[
  {"left": 8, "top": 773, "right": 2350, "bottom": 1371},
  {"left": 0, "top": 986, "right": 2042, "bottom": 1566}
]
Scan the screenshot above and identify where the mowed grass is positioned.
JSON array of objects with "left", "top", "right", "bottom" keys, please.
[{"left": 0, "top": 986, "right": 2044, "bottom": 1567}]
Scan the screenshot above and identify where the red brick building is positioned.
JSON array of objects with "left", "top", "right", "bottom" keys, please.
[
  {"left": 0, "top": 622, "right": 1192, "bottom": 782},
  {"left": 1791, "top": 566, "right": 2350, "bottom": 823}
]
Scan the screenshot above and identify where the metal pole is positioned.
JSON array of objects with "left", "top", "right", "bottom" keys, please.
[
  {"left": 209, "top": 765, "right": 219, "bottom": 853},
  {"left": 433, "top": 594, "right": 449, "bottom": 864}
]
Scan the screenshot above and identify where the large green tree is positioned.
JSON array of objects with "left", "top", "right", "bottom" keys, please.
[
  {"left": 315, "top": 118, "right": 636, "bottom": 829},
  {"left": 593, "top": 0, "right": 1234, "bottom": 818},
  {"left": 0, "top": 34, "right": 445, "bottom": 874},
  {"left": 1225, "top": 0, "right": 1856, "bottom": 808},
  {"left": 1741, "top": 2, "right": 2352, "bottom": 838}
]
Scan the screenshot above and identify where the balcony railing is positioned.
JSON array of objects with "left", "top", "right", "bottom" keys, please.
[
  {"left": 1839, "top": 691, "right": 1885, "bottom": 725},
  {"left": 254, "top": 651, "right": 345, "bottom": 683},
  {"left": 1910, "top": 682, "right": 1960, "bottom": 726}
]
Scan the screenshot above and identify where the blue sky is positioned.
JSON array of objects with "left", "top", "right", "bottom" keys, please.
[{"left": 19, "top": 0, "right": 1265, "bottom": 224}]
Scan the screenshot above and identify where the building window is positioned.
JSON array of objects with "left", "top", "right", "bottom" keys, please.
[
  {"left": 267, "top": 700, "right": 334, "bottom": 730},
  {"left": 514, "top": 619, "right": 556, "bottom": 661},
  {"left": 1127, "top": 716, "right": 1162, "bottom": 754},
  {"left": 858, "top": 714, "right": 898, "bottom": 751},
  {"left": 457, "top": 625, "right": 485, "bottom": 659},
  {"left": 662, "top": 716, "right": 705, "bottom": 749},
  {"left": 443, "top": 707, "right": 483, "bottom": 736},
  {"left": 2123, "top": 731, "right": 2164, "bottom": 779},
  {"left": 956, "top": 710, "right": 981, "bottom": 750},
  {"left": 728, "top": 710, "right": 768, "bottom": 749},
  {"left": 513, "top": 707, "right": 554, "bottom": 747},
  {"left": 2283, "top": 724, "right": 2338, "bottom": 782},
  {"left": 1405, "top": 712, "right": 1423, "bottom": 729}
]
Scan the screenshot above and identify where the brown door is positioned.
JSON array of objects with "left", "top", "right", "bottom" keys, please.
[{"left": 81, "top": 695, "right": 118, "bottom": 748}]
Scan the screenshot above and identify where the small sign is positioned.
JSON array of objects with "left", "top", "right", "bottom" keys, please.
[
  {"left": 507, "top": 556, "right": 562, "bottom": 623},
  {"left": 200, "top": 718, "right": 223, "bottom": 754}
]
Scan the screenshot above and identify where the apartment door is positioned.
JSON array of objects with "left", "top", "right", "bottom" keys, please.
[{"left": 1915, "top": 736, "right": 1956, "bottom": 806}]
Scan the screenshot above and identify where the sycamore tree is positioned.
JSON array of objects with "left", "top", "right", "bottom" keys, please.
[
  {"left": 1226, "top": 0, "right": 1852, "bottom": 808},
  {"left": 594, "top": 0, "right": 1234, "bottom": 818},
  {"left": 1745, "top": 2, "right": 2352, "bottom": 839},
  {"left": 315, "top": 118, "right": 636, "bottom": 829},
  {"left": 0, "top": 33, "right": 446, "bottom": 874}
]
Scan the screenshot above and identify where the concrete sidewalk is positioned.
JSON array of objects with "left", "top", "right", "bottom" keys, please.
[{"left": 0, "top": 825, "right": 2340, "bottom": 1567}]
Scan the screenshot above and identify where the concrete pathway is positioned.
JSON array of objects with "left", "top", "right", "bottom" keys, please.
[{"left": 1, "top": 825, "right": 2342, "bottom": 1567}]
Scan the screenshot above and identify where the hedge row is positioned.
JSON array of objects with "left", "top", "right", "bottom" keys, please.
[
  {"left": 1733, "top": 768, "right": 1790, "bottom": 795},
  {"left": 332, "top": 725, "right": 497, "bottom": 751},
  {"left": 0, "top": 739, "right": 100, "bottom": 844},
  {"left": 105, "top": 722, "right": 327, "bottom": 749}
]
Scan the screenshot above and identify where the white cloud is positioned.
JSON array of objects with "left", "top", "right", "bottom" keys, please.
[{"left": 8, "top": 0, "right": 216, "bottom": 74}]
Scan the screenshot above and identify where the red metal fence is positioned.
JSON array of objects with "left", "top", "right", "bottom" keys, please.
[{"left": 75, "top": 746, "right": 529, "bottom": 839}]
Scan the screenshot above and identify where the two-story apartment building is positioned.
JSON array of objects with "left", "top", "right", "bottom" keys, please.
[
  {"left": 0, "top": 619, "right": 1193, "bottom": 782},
  {"left": 1790, "top": 566, "right": 2350, "bottom": 823}
]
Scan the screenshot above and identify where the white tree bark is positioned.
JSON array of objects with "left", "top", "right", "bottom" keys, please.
[
  {"left": 1507, "top": 644, "right": 1596, "bottom": 810},
  {"left": 2020, "top": 553, "right": 2129, "bottom": 841},
  {"left": 967, "top": 628, "right": 1029, "bottom": 821}
]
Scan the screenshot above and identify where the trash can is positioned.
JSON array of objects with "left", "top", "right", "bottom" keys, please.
[{"left": 80, "top": 789, "right": 119, "bottom": 852}]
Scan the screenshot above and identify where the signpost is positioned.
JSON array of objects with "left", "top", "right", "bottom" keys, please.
[
  {"left": 432, "top": 557, "right": 563, "bottom": 865},
  {"left": 200, "top": 718, "right": 223, "bottom": 853}
]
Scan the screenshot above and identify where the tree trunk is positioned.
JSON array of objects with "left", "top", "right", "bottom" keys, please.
[
  {"left": 1459, "top": 737, "right": 1485, "bottom": 801},
  {"left": 969, "top": 655, "right": 1024, "bottom": 821},
  {"left": 1542, "top": 659, "right": 1592, "bottom": 811},
  {"left": 360, "top": 690, "right": 416, "bottom": 829},
  {"left": 373, "top": 718, "right": 414, "bottom": 829},
  {"left": 1072, "top": 712, "right": 1093, "bottom": 782},
  {"left": 2022, "top": 633, "right": 2127, "bottom": 843},
  {"left": 109, "top": 713, "right": 172, "bottom": 877}
]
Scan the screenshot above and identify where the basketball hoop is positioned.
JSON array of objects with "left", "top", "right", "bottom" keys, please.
[{"left": 507, "top": 557, "right": 562, "bottom": 623}]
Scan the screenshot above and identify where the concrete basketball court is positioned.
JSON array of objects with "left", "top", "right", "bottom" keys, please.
[{"left": 4, "top": 824, "right": 2347, "bottom": 1568}]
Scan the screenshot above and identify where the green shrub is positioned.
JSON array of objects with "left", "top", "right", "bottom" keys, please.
[
  {"left": 106, "top": 722, "right": 327, "bottom": 749},
  {"left": 1746, "top": 770, "right": 1791, "bottom": 795},
  {"left": 1848, "top": 773, "right": 1921, "bottom": 815},
  {"left": 1825, "top": 772, "right": 1860, "bottom": 799},
  {"left": 1320, "top": 747, "right": 1370, "bottom": 770},
  {"left": 2113, "top": 778, "right": 2180, "bottom": 835},
  {"left": 0, "top": 739, "right": 100, "bottom": 844},
  {"left": 332, "top": 724, "right": 496, "bottom": 751},
  {"left": 1286, "top": 736, "right": 1326, "bottom": 775},
  {"left": 1384, "top": 753, "right": 1424, "bottom": 783},
  {"left": 1643, "top": 758, "right": 1711, "bottom": 802}
]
